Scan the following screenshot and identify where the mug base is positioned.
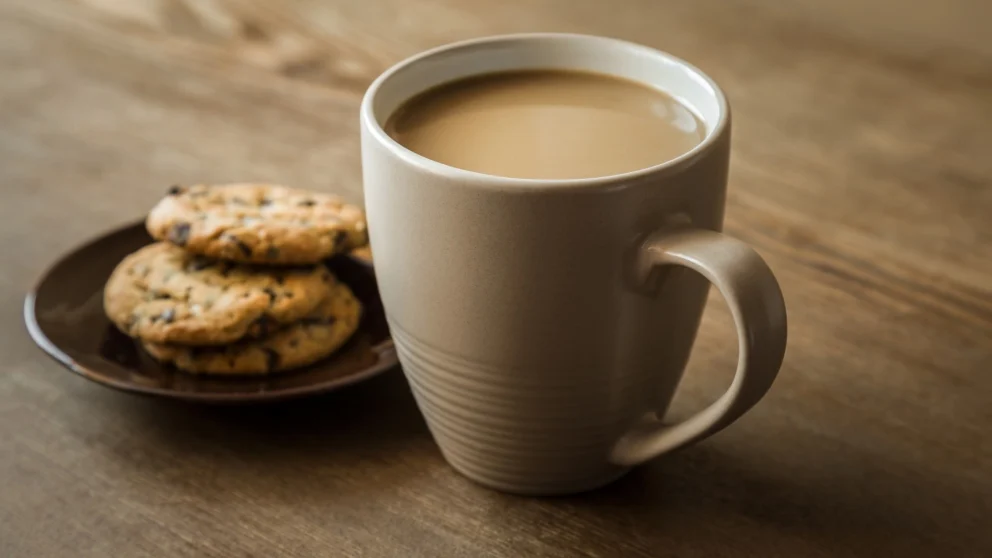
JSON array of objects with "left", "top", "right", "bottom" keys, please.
[{"left": 441, "top": 453, "right": 632, "bottom": 496}]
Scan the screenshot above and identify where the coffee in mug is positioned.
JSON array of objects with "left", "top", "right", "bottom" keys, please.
[{"left": 384, "top": 70, "right": 705, "bottom": 179}]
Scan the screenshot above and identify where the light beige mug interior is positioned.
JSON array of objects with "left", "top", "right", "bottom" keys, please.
[{"left": 364, "top": 33, "right": 728, "bottom": 187}]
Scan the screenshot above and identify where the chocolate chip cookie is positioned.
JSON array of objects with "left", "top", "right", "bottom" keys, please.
[
  {"left": 142, "top": 280, "right": 362, "bottom": 374},
  {"left": 146, "top": 183, "right": 367, "bottom": 265},
  {"left": 104, "top": 242, "right": 335, "bottom": 345}
]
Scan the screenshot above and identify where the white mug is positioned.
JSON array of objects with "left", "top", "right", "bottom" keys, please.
[{"left": 361, "top": 34, "right": 787, "bottom": 495}]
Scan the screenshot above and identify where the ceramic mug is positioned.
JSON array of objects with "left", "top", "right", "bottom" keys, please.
[{"left": 361, "top": 33, "right": 787, "bottom": 495}]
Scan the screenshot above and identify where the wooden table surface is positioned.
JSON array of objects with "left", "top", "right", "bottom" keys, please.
[{"left": 1, "top": 0, "right": 990, "bottom": 556}]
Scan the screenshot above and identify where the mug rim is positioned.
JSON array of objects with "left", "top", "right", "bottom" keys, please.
[{"left": 360, "top": 33, "right": 730, "bottom": 191}]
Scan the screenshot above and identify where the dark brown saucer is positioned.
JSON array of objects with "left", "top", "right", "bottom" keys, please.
[{"left": 24, "top": 221, "right": 397, "bottom": 403}]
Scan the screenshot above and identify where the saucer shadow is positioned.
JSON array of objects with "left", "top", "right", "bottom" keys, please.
[
  {"left": 125, "top": 369, "right": 429, "bottom": 460},
  {"left": 102, "top": 369, "right": 440, "bottom": 504}
]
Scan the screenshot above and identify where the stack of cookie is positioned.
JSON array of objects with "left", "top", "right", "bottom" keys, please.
[{"left": 103, "top": 183, "right": 368, "bottom": 375}]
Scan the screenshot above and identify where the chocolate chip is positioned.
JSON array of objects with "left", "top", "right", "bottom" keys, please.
[
  {"left": 236, "top": 240, "right": 252, "bottom": 257},
  {"left": 168, "top": 222, "right": 191, "bottom": 247},
  {"left": 262, "top": 287, "right": 277, "bottom": 303},
  {"left": 152, "top": 292, "right": 171, "bottom": 300},
  {"left": 333, "top": 230, "right": 349, "bottom": 249},
  {"left": 275, "top": 275, "right": 285, "bottom": 285},
  {"left": 167, "top": 184, "right": 184, "bottom": 195},
  {"left": 265, "top": 246, "right": 280, "bottom": 260},
  {"left": 252, "top": 314, "right": 272, "bottom": 337},
  {"left": 298, "top": 199, "right": 316, "bottom": 207},
  {"left": 264, "top": 349, "right": 280, "bottom": 371},
  {"left": 289, "top": 339, "right": 299, "bottom": 348},
  {"left": 186, "top": 257, "right": 212, "bottom": 272},
  {"left": 260, "top": 198, "right": 272, "bottom": 206},
  {"left": 219, "top": 262, "right": 233, "bottom": 277},
  {"left": 159, "top": 309, "right": 175, "bottom": 324}
]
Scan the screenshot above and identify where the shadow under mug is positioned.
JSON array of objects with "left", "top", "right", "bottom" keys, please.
[{"left": 360, "top": 33, "right": 787, "bottom": 495}]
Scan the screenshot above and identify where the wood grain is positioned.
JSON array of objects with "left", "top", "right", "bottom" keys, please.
[{"left": 1, "top": 0, "right": 990, "bottom": 556}]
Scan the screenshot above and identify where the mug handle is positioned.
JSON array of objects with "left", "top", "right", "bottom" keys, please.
[{"left": 610, "top": 228, "right": 787, "bottom": 466}]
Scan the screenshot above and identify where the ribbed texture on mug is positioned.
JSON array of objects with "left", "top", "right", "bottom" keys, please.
[{"left": 390, "top": 321, "right": 633, "bottom": 494}]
